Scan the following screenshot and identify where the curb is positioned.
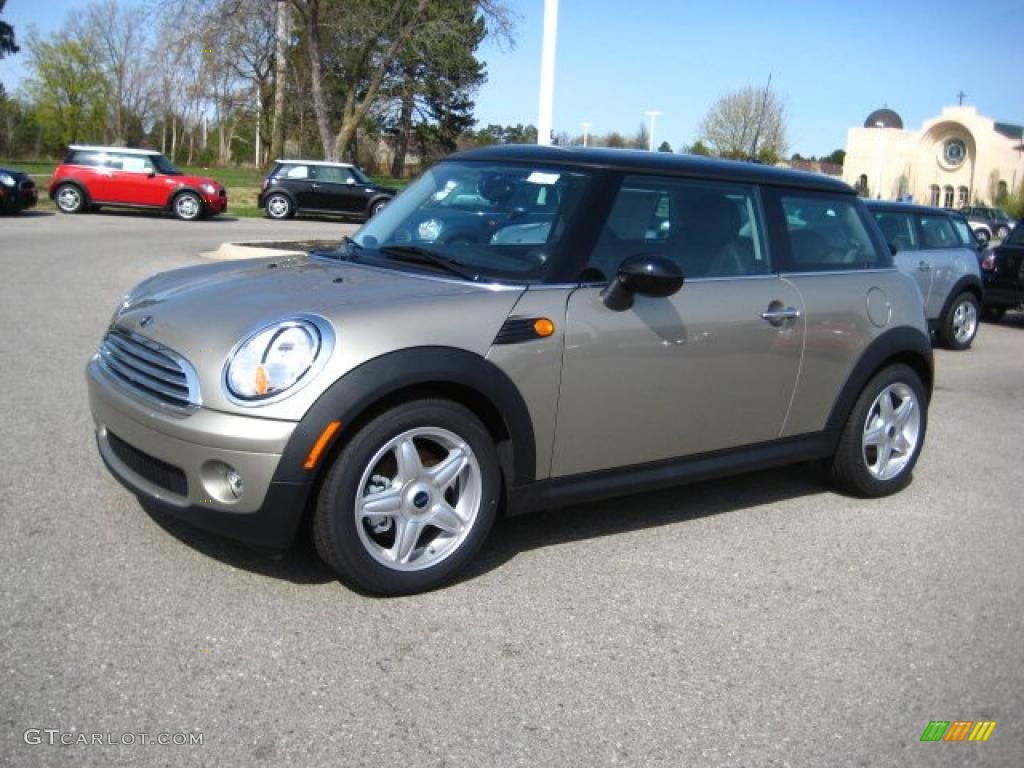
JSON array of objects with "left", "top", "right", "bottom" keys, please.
[{"left": 201, "top": 241, "right": 306, "bottom": 261}]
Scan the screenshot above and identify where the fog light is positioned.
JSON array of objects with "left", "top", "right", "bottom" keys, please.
[{"left": 225, "top": 467, "right": 243, "bottom": 499}]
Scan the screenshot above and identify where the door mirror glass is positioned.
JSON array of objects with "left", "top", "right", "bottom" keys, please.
[{"left": 602, "top": 253, "right": 684, "bottom": 311}]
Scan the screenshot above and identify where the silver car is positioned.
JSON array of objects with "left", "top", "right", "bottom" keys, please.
[
  {"left": 88, "top": 146, "right": 933, "bottom": 594},
  {"left": 867, "top": 201, "right": 984, "bottom": 350}
]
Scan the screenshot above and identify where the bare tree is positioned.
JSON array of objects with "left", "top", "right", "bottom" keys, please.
[
  {"left": 698, "top": 84, "right": 788, "bottom": 162},
  {"left": 270, "top": 0, "right": 290, "bottom": 162}
]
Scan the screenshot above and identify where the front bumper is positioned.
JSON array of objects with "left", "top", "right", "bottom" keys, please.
[
  {"left": 1, "top": 184, "right": 37, "bottom": 212},
  {"left": 204, "top": 192, "right": 227, "bottom": 215},
  {"left": 87, "top": 357, "right": 309, "bottom": 549}
]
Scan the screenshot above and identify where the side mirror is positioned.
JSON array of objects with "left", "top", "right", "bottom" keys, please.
[
  {"left": 601, "top": 254, "right": 684, "bottom": 311},
  {"left": 345, "top": 177, "right": 356, "bottom": 185},
  {"left": 147, "top": 170, "right": 156, "bottom": 178},
  {"left": 888, "top": 242, "right": 898, "bottom": 255}
]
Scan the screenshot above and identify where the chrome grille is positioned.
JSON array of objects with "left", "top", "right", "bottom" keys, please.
[{"left": 98, "top": 330, "right": 200, "bottom": 410}]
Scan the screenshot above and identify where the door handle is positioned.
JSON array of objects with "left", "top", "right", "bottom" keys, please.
[
  {"left": 761, "top": 306, "right": 802, "bottom": 325},
  {"left": 311, "top": 183, "right": 320, "bottom": 189},
  {"left": 918, "top": 261, "right": 931, "bottom": 271}
]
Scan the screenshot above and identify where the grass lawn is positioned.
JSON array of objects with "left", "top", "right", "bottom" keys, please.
[{"left": 2, "top": 159, "right": 407, "bottom": 218}]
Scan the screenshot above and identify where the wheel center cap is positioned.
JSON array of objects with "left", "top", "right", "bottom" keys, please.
[{"left": 413, "top": 490, "right": 431, "bottom": 510}]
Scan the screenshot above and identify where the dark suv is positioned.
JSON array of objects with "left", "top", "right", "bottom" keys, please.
[
  {"left": 258, "top": 160, "right": 396, "bottom": 221},
  {"left": 979, "top": 222, "right": 1024, "bottom": 321}
]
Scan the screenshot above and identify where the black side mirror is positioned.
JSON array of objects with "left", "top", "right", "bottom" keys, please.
[
  {"left": 601, "top": 254, "right": 684, "bottom": 311},
  {"left": 888, "top": 242, "right": 898, "bottom": 255}
]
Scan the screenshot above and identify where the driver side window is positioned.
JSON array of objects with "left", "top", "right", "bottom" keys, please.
[{"left": 584, "top": 176, "right": 769, "bottom": 282}]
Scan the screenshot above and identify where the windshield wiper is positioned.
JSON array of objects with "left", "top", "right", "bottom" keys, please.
[{"left": 379, "top": 244, "right": 479, "bottom": 280}]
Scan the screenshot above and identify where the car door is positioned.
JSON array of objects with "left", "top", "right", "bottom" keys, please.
[
  {"left": 110, "top": 153, "right": 165, "bottom": 206},
  {"left": 915, "top": 212, "right": 961, "bottom": 320},
  {"left": 310, "top": 165, "right": 365, "bottom": 213},
  {"left": 551, "top": 176, "right": 804, "bottom": 477},
  {"left": 873, "top": 209, "right": 933, "bottom": 312},
  {"left": 278, "top": 164, "right": 316, "bottom": 210}
]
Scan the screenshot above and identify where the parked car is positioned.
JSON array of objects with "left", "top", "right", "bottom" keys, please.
[
  {"left": 48, "top": 146, "right": 227, "bottom": 221},
  {"left": 978, "top": 222, "right": 1024, "bottom": 321},
  {"left": 258, "top": 160, "right": 396, "bottom": 220},
  {"left": 88, "top": 146, "right": 933, "bottom": 595},
  {"left": 866, "top": 200, "right": 984, "bottom": 350},
  {"left": 960, "top": 205, "right": 1017, "bottom": 244},
  {"left": 0, "top": 165, "right": 38, "bottom": 214}
]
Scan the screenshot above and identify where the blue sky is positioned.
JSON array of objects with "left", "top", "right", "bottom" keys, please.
[{"left": 3, "top": 0, "right": 1022, "bottom": 157}]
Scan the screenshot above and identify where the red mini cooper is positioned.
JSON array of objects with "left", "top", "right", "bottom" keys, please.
[{"left": 48, "top": 146, "right": 227, "bottom": 221}]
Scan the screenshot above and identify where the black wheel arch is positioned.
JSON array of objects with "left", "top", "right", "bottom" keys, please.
[
  {"left": 265, "top": 187, "right": 297, "bottom": 207},
  {"left": 272, "top": 345, "right": 537, "bottom": 512},
  {"left": 824, "top": 326, "right": 933, "bottom": 453},
  {"left": 366, "top": 195, "right": 392, "bottom": 216}
]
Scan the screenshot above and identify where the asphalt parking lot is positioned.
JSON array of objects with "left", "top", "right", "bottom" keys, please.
[{"left": 2, "top": 210, "right": 1022, "bottom": 767}]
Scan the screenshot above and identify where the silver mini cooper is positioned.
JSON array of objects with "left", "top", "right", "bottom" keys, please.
[{"left": 88, "top": 146, "right": 933, "bottom": 594}]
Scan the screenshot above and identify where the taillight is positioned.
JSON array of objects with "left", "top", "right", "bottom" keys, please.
[
  {"left": 980, "top": 251, "right": 996, "bottom": 271},
  {"left": 261, "top": 178, "right": 270, "bottom": 192}
]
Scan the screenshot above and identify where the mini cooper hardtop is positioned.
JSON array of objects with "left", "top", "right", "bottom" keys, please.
[{"left": 88, "top": 145, "right": 933, "bottom": 594}]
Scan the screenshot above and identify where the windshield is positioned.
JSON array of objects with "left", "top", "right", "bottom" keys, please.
[
  {"left": 151, "top": 154, "right": 182, "bottom": 175},
  {"left": 344, "top": 161, "right": 592, "bottom": 282}
]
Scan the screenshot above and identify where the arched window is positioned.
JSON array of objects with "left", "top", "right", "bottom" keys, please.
[
  {"left": 957, "top": 186, "right": 969, "bottom": 208},
  {"left": 943, "top": 185, "right": 954, "bottom": 208},
  {"left": 929, "top": 185, "right": 940, "bottom": 206}
]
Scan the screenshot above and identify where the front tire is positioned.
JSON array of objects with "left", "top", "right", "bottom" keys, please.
[
  {"left": 974, "top": 228, "right": 991, "bottom": 246},
  {"left": 996, "top": 224, "right": 1010, "bottom": 240},
  {"left": 938, "top": 291, "right": 980, "bottom": 350},
  {"left": 265, "top": 193, "right": 293, "bottom": 220},
  {"left": 55, "top": 184, "right": 85, "bottom": 214},
  {"left": 368, "top": 198, "right": 389, "bottom": 218},
  {"left": 314, "top": 399, "right": 501, "bottom": 595},
  {"left": 831, "top": 364, "right": 927, "bottom": 497},
  {"left": 173, "top": 191, "right": 203, "bottom": 221}
]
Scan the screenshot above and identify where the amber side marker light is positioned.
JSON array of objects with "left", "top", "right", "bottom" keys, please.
[
  {"left": 304, "top": 420, "right": 342, "bottom": 469},
  {"left": 533, "top": 317, "right": 555, "bottom": 337}
]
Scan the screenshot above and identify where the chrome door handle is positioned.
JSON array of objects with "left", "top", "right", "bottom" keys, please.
[
  {"left": 918, "top": 261, "right": 931, "bottom": 271},
  {"left": 311, "top": 183, "right": 320, "bottom": 189},
  {"left": 761, "top": 307, "right": 802, "bottom": 323}
]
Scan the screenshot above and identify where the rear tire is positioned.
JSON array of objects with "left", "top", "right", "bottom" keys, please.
[
  {"left": 368, "top": 198, "right": 389, "bottom": 218},
  {"left": 996, "top": 224, "right": 1010, "bottom": 240},
  {"left": 938, "top": 291, "right": 980, "bottom": 350},
  {"left": 974, "top": 228, "right": 991, "bottom": 246},
  {"left": 55, "top": 184, "right": 85, "bottom": 214},
  {"left": 265, "top": 193, "right": 293, "bottom": 220},
  {"left": 314, "top": 399, "right": 501, "bottom": 595},
  {"left": 831, "top": 364, "right": 927, "bottom": 497}
]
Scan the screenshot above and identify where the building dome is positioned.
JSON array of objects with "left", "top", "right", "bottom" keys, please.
[{"left": 864, "top": 108, "right": 903, "bottom": 129}]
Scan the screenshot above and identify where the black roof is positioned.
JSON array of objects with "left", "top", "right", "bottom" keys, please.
[
  {"left": 448, "top": 145, "right": 854, "bottom": 194},
  {"left": 864, "top": 199, "right": 963, "bottom": 217}
]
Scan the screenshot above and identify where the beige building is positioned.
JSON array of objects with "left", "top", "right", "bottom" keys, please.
[{"left": 843, "top": 105, "right": 1024, "bottom": 207}]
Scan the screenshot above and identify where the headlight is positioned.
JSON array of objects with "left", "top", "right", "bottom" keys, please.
[
  {"left": 224, "top": 317, "right": 333, "bottom": 403},
  {"left": 417, "top": 218, "right": 443, "bottom": 241},
  {"left": 0, "top": 173, "right": 15, "bottom": 187},
  {"left": 202, "top": 183, "right": 216, "bottom": 195}
]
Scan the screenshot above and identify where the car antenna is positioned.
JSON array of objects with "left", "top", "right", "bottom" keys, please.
[{"left": 748, "top": 73, "right": 772, "bottom": 163}]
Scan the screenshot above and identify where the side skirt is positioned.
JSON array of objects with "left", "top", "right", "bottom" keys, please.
[{"left": 508, "top": 432, "right": 833, "bottom": 515}]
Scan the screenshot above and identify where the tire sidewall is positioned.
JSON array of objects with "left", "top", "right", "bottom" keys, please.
[
  {"left": 834, "top": 363, "right": 927, "bottom": 497},
  {"left": 941, "top": 292, "right": 980, "bottom": 350},
  {"left": 315, "top": 400, "right": 501, "bottom": 595}
]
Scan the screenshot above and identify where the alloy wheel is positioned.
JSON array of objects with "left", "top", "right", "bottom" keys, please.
[
  {"left": 952, "top": 299, "right": 978, "bottom": 345},
  {"left": 861, "top": 382, "right": 921, "bottom": 481}
]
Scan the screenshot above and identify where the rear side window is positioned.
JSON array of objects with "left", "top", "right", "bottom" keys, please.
[
  {"left": 66, "top": 150, "right": 106, "bottom": 167},
  {"left": 872, "top": 211, "right": 918, "bottom": 251},
  {"left": 781, "top": 194, "right": 883, "bottom": 270},
  {"left": 313, "top": 165, "right": 356, "bottom": 184},
  {"left": 281, "top": 165, "right": 309, "bottom": 179},
  {"left": 919, "top": 214, "right": 958, "bottom": 249}
]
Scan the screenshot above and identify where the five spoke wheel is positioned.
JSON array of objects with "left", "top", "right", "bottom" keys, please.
[{"left": 861, "top": 383, "right": 921, "bottom": 481}]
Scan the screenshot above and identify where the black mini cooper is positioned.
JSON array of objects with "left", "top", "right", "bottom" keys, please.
[{"left": 258, "top": 160, "right": 397, "bottom": 221}]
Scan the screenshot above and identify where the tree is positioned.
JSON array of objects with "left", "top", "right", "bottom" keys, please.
[
  {"left": 698, "top": 84, "right": 788, "bottom": 160},
  {"left": 0, "top": 0, "right": 16, "bottom": 59},
  {"left": 288, "top": 0, "right": 512, "bottom": 162},
  {"left": 824, "top": 148, "right": 846, "bottom": 166},
  {"left": 686, "top": 139, "right": 711, "bottom": 156},
  {"left": 25, "top": 26, "right": 109, "bottom": 151},
  {"left": 657, "top": 140, "right": 672, "bottom": 152}
]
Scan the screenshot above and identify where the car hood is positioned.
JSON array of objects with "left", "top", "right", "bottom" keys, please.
[
  {"left": 0, "top": 167, "right": 29, "bottom": 180},
  {"left": 111, "top": 253, "right": 525, "bottom": 419}
]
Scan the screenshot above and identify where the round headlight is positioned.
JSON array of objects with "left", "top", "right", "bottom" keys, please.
[
  {"left": 0, "top": 173, "right": 15, "bottom": 187},
  {"left": 225, "top": 318, "right": 331, "bottom": 402}
]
